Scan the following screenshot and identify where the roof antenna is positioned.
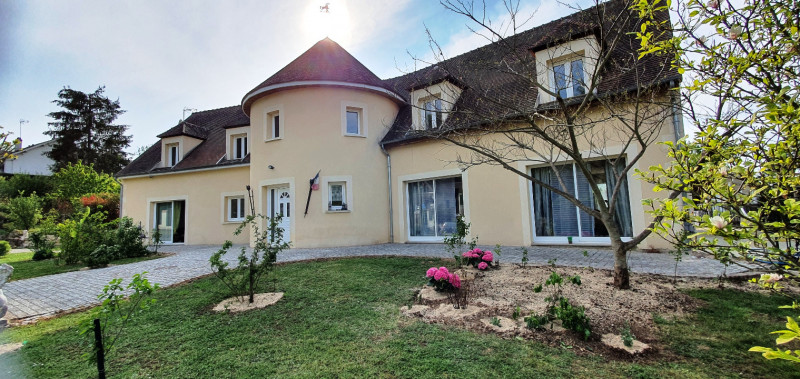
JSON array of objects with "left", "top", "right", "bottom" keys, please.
[
  {"left": 320, "top": 2, "right": 330, "bottom": 12},
  {"left": 182, "top": 107, "right": 196, "bottom": 122},
  {"left": 18, "top": 119, "right": 28, "bottom": 143}
]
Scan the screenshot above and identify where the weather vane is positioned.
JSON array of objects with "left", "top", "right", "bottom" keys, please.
[{"left": 320, "top": 2, "right": 330, "bottom": 12}]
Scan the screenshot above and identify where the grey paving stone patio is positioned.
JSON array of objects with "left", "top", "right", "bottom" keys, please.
[{"left": 1, "top": 243, "right": 754, "bottom": 321}]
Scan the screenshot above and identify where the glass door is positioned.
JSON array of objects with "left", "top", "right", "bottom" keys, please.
[
  {"left": 154, "top": 201, "right": 186, "bottom": 244},
  {"left": 155, "top": 202, "right": 173, "bottom": 244}
]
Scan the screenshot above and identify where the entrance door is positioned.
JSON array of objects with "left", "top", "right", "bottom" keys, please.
[
  {"left": 268, "top": 187, "right": 291, "bottom": 242},
  {"left": 154, "top": 200, "right": 185, "bottom": 243}
]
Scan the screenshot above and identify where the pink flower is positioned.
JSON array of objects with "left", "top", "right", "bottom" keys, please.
[
  {"left": 472, "top": 248, "right": 481, "bottom": 253},
  {"left": 478, "top": 262, "right": 488, "bottom": 270},
  {"left": 462, "top": 252, "right": 471, "bottom": 257},
  {"left": 707, "top": 0, "right": 718, "bottom": 9},
  {"left": 468, "top": 252, "right": 478, "bottom": 258},
  {"left": 433, "top": 269, "right": 446, "bottom": 281},
  {"left": 710, "top": 216, "right": 727, "bottom": 229},
  {"left": 482, "top": 252, "right": 494, "bottom": 262},
  {"left": 439, "top": 267, "right": 449, "bottom": 274},
  {"left": 426, "top": 267, "right": 437, "bottom": 278},
  {"left": 449, "top": 274, "right": 461, "bottom": 288}
]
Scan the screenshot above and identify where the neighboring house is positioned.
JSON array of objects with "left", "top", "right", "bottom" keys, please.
[
  {"left": 2, "top": 140, "right": 56, "bottom": 176},
  {"left": 117, "top": 1, "right": 681, "bottom": 249}
]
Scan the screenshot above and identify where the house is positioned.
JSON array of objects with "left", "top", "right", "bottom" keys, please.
[
  {"left": 117, "top": 0, "right": 680, "bottom": 249},
  {"left": 2, "top": 140, "right": 56, "bottom": 176}
]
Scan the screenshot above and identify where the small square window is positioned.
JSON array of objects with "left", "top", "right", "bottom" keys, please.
[
  {"left": 328, "top": 183, "right": 347, "bottom": 211},
  {"left": 233, "top": 135, "right": 248, "bottom": 159},
  {"left": 268, "top": 111, "right": 281, "bottom": 140},
  {"left": 228, "top": 197, "right": 246, "bottom": 221},
  {"left": 346, "top": 109, "right": 360, "bottom": 135}
]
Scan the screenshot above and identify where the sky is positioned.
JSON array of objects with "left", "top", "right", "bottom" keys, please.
[{"left": 0, "top": 0, "right": 592, "bottom": 155}]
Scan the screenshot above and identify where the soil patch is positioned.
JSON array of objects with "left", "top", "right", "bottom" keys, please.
[
  {"left": 403, "top": 263, "right": 767, "bottom": 358},
  {"left": 0, "top": 342, "right": 22, "bottom": 356},
  {"left": 213, "top": 293, "right": 284, "bottom": 313}
]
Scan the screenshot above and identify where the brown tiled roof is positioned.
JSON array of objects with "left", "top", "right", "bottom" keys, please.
[
  {"left": 241, "top": 38, "right": 398, "bottom": 115},
  {"left": 380, "top": 0, "right": 679, "bottom": 145},
  {"left": 116, "top": 105, "right": 250, "bottom": 178}
]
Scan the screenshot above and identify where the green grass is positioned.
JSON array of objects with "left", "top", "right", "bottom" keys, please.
[
  {"left": 0, "top": 257, "right": 797, "bottom": 378},
  {"left": 0, "top": 252, "right": 165, "bottom": 281}
]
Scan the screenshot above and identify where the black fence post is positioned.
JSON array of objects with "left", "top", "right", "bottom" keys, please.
[{"left": 94, "top": 318, "right": 106, "bottom": 379}]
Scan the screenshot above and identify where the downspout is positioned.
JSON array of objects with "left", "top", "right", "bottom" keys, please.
[{"left": 380, "top": 143, "right": 394, "bottom": 243}]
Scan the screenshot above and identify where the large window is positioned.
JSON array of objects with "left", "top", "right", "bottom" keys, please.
[
  {"left": 408, "top": 177, "right": 463, "bottom": 238},
  {"left": 552, "top": 58, "right": 586, "bottom": 99},
  {"left": 531, "top": 160, "right": 632, "bottom": 240},
  {"left": 154, "top": 200, "right": 186, "bottom": 243}
]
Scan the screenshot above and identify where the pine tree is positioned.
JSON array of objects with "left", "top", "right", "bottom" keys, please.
[{"left": 46, "top": 86, "right": 132, "bottom": 174}]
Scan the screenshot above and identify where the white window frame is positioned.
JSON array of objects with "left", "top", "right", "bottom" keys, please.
[
  {"left": 341, "top": 101, "right": 367, "bottom": 137},
  {"left": 227, "top": 196, "right": 246, "bottom": 222},
  {"left": 551, "top": 58, "right": 586, "bottom": 99},
  {"left": 167, "top": 143, "right": 180, "bottom": 167},
  {"left": 328, "top": 182, "right": 346, "bottom": 211},
  {"left": 398, "top": 169, "right": 470, "bottom": 243},
  {"left": 321, "top": 175, "right": 353, "bottom": 213},
  {"left": 421, "top": 97, "right": 443, "bottom": 130},
  {"left": 232, "top": 134, "right": 248, "bottom": 159},
  {"left": 264, "top": 105, "right": 283, "bottom": 142}
]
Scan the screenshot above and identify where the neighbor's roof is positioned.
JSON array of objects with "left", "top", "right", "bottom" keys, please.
[
  {"left": 116, "top": 105, "right": 250, "bottom": 178},
  {"left": 379, "top": 0, "right": 679, "bottom": 146},
  {"left": 241, "top": 37, "right": 403, "bottom": 115}
]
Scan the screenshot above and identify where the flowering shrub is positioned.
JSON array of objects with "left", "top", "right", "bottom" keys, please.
[
  {"left": 461, "top": 248, "right": 495, "bottom": 269},
  {"left": 426, "top": 266, "right": 461, "bottom": 291}
]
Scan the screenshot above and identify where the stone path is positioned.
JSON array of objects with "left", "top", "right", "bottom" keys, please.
[{"left": 1, "top": 243, "right": 755, "bottom": 322}]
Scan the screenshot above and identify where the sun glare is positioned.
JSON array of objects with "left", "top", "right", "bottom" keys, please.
[{"left": 303, "top": 0, "right": 353, "bottom": 47}]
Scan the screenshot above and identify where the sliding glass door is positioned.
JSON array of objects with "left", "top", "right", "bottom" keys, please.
[
  {"left": 531, "top": 160, "right": 632, "bottom": 243},
  {"left": 154, "top": 200, "right": 185, "bottom": 243},
  {"left": 408, "top": 177, "right": 463, "bottom": 240}
]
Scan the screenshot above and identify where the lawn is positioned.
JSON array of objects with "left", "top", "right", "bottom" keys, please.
[
  {"left": 0, "top": 252, "right": 165, "bottom": 281},
  {"left": 0, "top": 257, "right": 797, "bottom": 378}
]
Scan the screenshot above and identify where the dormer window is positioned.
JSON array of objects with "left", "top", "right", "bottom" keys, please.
[
  {"left": 167, "top": 143, "right": 180, "bottom": 167},
  {"left": 553, "top": 58, "right": 586, "bottom": 99},
  {"left": 233, "top": 134, "right": 248, "bottom": 159},
  {"left": 423, "top": 99, "right": 443, "bottom": 129}
]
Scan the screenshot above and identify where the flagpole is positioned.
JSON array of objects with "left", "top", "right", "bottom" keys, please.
[{"left": 304, "top": 170, "right": 320, "bottom": 217}]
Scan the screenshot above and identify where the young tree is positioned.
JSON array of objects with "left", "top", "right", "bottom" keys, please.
[
  {"left": 0, "top": 125, "right": 21, "bottom": 165},
  {"left": 46, "top": 86, "right": 132, "bottom": 174},
  {"left": 401, "top": 0, "right": 680, "bottom": 288},
  {"left": 634, "top": 0, "right": 800, "bottom": 362}
]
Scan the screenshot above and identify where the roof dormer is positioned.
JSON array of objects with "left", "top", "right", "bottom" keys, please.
[
  {"left": 224, "top": 125, "right": 250, "bottom": 160},
  {"left": 533, "top": 36, "right": 601, "bottom": 104},
  {"left": 409, "top": 79, "right": 463, "bottom": 130}
]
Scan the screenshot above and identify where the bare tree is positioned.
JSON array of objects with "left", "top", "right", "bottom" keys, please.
[{"left": 392, "top": 0, "right": 680, "bottom": 288}]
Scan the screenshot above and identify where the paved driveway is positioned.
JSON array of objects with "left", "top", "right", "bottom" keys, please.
[{"left": 2, "top": 243, "right": 753, "bottom": 321}]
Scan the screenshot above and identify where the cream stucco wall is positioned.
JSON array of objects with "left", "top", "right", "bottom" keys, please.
[
  {"left": 120, "top": 166, "right": 251, "bottom": 245},
  {"left": 387, "top": 95, "right": 678, "bottom": 250},
  {"left": 248, "top": 86, "right": 400, "bottom": 248}
]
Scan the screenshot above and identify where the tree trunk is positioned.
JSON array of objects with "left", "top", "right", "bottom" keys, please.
[{"left": 611, "top": 238, "right": 630, "bottom": 289}]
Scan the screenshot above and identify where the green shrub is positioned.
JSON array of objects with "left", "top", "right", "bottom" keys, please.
[
  {"left": 52, "top": 162, "right": 119, "bottom": 203},
  {"left": 30, "top": 231, "right": 56, "bottom": 261},
  {"left": 109, "top": 217, "right": 148, "bottom": 259},
  {"left": 553, "top": 297, "right": 592, "bottom": 340},
  {"left": 5, "top": 192, "right": 42, "bottom": 230},
  {"left": 57, "top": 208, "right": 110, "bottom": 265},
  {"left": 86, "top": 244, "right": 118, "bottom": 268},
  {"left": 0, "top": 240, "right": 10, "bottom": 257},
  {"left": 0, "top": 175, "right": 53, "bottom": 199}
]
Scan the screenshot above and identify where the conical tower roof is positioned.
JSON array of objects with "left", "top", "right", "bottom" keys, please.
[{"left": 241, "top": 38, "right": 402, "bottom": 114}]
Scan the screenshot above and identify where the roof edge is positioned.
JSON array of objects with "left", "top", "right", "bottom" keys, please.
[{"left": 241, "top": 80, "right": 406, "bottom": 115}]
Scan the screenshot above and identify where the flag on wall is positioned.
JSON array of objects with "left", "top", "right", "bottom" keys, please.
[
  {"left": 311, "top": 171, "right": 320, "bottom": 191},
  {"left": 305, "top": 170, "right": 321, "bottom": 217}
]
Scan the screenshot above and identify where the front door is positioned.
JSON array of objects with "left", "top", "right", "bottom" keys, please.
[{"left": 268, "top": 187, "right": 291, "bottom": 242}]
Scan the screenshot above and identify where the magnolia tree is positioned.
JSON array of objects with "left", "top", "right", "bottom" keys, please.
[
  {"left": 634, "top": 0, "right": 800, "bottom": 362},
  {"left": 402, "top": 0, "right": 680, "bottom": 288}
]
